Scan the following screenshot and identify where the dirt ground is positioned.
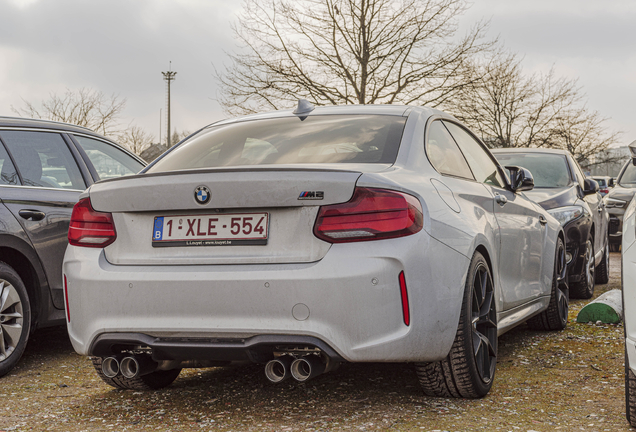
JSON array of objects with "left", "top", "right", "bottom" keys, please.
[{"left": 0, "top": 252, "right": 631, "bottom": 432}]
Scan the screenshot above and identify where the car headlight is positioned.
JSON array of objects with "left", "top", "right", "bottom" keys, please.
[
  {"left": 547, "top": 206, "right": 584, "bottom": 227},
  {"left": 605, "top": 197, "right": 627, "bottom": 208}
]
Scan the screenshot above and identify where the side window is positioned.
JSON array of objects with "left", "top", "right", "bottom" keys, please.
[
  {"left": 570, "top": 157, "right": 586, "bottom": 187},
  {"left": 426, "top": 120, "right": 474, "bottom": 180},
  {"left": 74, "top": 136, "right": 144, "bottom": 181},
  {"left": 0, "top": 131, "right": 86, "bottom": 190},
  {"left": 0, "top": 143, "right": 19, "bottom": 185},
  {"left": 443, "top": 121, "right": 505, "bottom": 188}
]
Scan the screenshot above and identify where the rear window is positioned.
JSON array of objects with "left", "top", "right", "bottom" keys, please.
[
  {"left": 493, "top": 153, "right": 572, "bottom": 188},
  {"left": 147, "top": 115, "right": 407, "bottom": 173}
]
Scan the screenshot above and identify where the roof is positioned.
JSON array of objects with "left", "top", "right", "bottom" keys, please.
[
  {"left": 0, "top": 116, "right": 146, "bottom": 165},
  {"left": 0, "top": 116, "right": 95, "bottom": 134},
  {"left": 490, "top": 147, "right": 572, "bottom": 156},
  {"left": 204, "top": 104, "right": 447, "bottom": 129}
]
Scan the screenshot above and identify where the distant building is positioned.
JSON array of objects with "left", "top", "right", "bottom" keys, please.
[{"left": 140, "top": 143, "right": 168, "bottom": 163}]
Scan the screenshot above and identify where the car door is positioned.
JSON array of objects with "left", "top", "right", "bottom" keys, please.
[
  {"left": 443, "top": 121, "right": 547, "bottom": 310},
  {"left": 0, "top": 130, "right": 88, "bottom": 309},
  {"left": 570, "top": 156, "right": 607, "bottom": 258}
]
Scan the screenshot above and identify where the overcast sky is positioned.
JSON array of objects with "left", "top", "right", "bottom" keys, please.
[{"left": 0, "top": 0, "right": 634, "bottom": 146}]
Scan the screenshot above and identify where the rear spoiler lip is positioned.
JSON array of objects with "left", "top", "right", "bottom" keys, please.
[{"left": 92, "top": 165, "right": 390, "bottom": 186}]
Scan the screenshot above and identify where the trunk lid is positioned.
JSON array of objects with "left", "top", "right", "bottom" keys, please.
[{"left": 90, "top": 168, "right": 362, "bottom": 265}]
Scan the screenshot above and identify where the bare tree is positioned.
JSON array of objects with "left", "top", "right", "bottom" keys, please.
[
  {"left": 447, "top": 52, "right": 581, "bottom": 148},
  {"left": 216, "top": 0, "right": 494, "bottom": 115},
  {"left": 170, "top": 129, "right": 192, "bottom": 147},
  {"left": 12, "top": 87, "right": 126, "bottom": 136},
  {"left": 117, "top": 125, "right": 155, "bottom": 155},
  {"left": 550, "top": 107, "right": 621, "bottom": 169}
]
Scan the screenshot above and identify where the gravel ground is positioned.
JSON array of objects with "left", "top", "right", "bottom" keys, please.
[{"left": 0, "top": 252, "right": 631, "bottom": 432}]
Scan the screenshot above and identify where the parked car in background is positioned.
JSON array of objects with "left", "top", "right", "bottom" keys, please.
[
  {"left": 63, "top": 103, "right": 567, "bottom": 398},
  {"left": 604, "top": 147, "right": 636, "bottom": 251},
  {"left": 0, "top": 117, "right": 145, "bottom": 377},
  {"left": 492, "top": 149, "right": 609, "bottom": 299},
  {"left": 592, "top": 176, "right": 614, "bottom": 196}
]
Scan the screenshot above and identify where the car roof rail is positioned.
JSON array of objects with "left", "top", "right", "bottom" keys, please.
[{"left": 0, "top": 116, "right": 94, "bottom": 132}]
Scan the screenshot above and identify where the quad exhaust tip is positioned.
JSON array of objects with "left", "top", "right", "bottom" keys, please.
[
  {"left": 101, "top": 357, "right": 120, "bottom": 378},
  {"left": 101, "top": 355, "right": 158, "bottom": 379},
  {"left": 290, "top": 355, "right": 326, "bottom": 382},
  {"left": 265, "top": 355, "right": 327, "bottom": 383},
  {"left": 264, "top": 355, "right": 294, "bottom": 383}
]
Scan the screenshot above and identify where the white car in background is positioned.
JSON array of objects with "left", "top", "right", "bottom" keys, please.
[{"left": 62, "top": 102, "right": 566, "bottom": 398}]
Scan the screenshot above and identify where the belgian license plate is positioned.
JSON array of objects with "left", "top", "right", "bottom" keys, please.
[{"left": 152, "top": 213, "right": 269, "bottom": 247}]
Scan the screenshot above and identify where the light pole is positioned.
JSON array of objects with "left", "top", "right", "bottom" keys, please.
[{"left": 162, "top": 62, "right": 177, "bottom": 147}]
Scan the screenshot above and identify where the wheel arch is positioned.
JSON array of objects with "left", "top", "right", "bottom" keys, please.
[
  {"left": 0, "top": 234, "right": 49, "bottom": 328},
  {"left": 474, "top": 244, "right": 494, "bottom": 281}
]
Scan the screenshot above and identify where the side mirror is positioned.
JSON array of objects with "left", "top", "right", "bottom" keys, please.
[
  {"left": 630, "top": 144, "right": 636, "bottom": 166},
  {"left": 505, "top": 165, "right": 534, "bottom": 192},
  {"left": 609, "top": 178, "right": 615, "bottom": 187},
  {"left": 583, "top": 178, "right": 599, "bottom": 195}
]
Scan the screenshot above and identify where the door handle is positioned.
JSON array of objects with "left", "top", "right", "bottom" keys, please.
[
  {"left": 539, "top": 215, "right": 548, "bottom": 225},
  {"left": 495, "top": 195, "right": 507, "bottom": 206},
  {"left": 18, "top": 209, "right": 46, "bottom": 221}
]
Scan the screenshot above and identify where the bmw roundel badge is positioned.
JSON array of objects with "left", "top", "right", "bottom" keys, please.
[{"left": 194, "top": 185, "right": 211, "bottom": 205}]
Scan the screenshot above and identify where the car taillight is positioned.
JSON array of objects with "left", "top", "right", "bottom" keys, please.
[
  {"left": 68, "top": 197, "right": 117, "bottom": 247},
  {"left": 313, "top": 187, "right": 423, "bottom": 243}
]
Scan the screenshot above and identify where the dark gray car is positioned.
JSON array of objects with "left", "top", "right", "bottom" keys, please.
[
  {"left": 0, "top": 117, "right": 145, "bottom": 377},
  {"left": 492, "top": 148, "right": 610, "bottom": 300}
]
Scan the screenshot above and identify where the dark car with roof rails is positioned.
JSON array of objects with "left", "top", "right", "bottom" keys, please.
[
  {"left": 0, "top": 116, "right": 145, "bottom": 377},
  {"left": 492, "top": 148, "right": 609, "bottom": 300}
]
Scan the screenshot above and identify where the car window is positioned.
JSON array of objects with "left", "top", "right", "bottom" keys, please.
[
  {"left": 74, "top": 135, "right": 144, "bottom": 180},
  {"left": 0, "top": 131, "right": 86, "bottom": 190},
  {"left": 570, "top": 157, "right": 587, "bottom": 188},
  {"left": 492, "top": 153, "right": 571, "bottom": 188},
  {"left": 619, "top": 163, "right": 636, "bottom": 187},
  {"left": 147, "top": 115, "right": 407, "bottom": 173},
  {"left": 0, "top": 142, "right": 19, "bottom": 186},
  {"left": 426, "top": 120, "right": 474, "bottom": 180},
  {"left": 443, "top": 121, "right": 505, "bottom": 188}
]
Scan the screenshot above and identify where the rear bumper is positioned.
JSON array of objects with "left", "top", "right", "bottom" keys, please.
[
  {"left": 90, "top": 332, "right": 345, "bottom": 363},
  {"left": 63, "top": 233, "right": 469, "bottom": 363}
]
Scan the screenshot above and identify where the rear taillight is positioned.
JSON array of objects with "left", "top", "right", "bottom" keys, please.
[
  {"left": 313, "top": 187, "right": 423, "bottom": 243},
  {"left": 68, "top": 197, "right": 117, "bottom": 247}
]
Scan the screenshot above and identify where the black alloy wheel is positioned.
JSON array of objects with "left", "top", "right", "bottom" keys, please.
[
  {"left": 571, "top": 236, "right": 595, "bottom": 299},
  {"left": 527, "top": 237, "right": 568, "bottom": 331},
  {"left": 470, "top": 261, "right": 498, "bottom": 384},
  {"left": 415, "top": 251, "right": 497, "bottom": 398}
]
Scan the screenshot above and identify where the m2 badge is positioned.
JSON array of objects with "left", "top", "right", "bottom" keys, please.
[{"left": 298, "top": 191, "right": 324, "bottom": 200}]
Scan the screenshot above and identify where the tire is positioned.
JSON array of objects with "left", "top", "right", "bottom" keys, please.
[
  {"left": 91, "top": 357, "right": 181, "bottom": 390},
  {"left": 415, "top": 251, "right": 497, "bottom": 398},
  {"left": 610, "top": 242, "right": 620, "bottom": 253},
  {"left": 571, "top": 235, "right": 595, "bottom": 299},
  {"left": 527, "top": 237, "right": 568, "bottom": 331},
  {"left": 626, "top": 347, "right": 636, "bottom": 426},
  {"left": 0, "top": 262, "right": 31, "bottom": 378},
  {"left": 595, "top": 241, "right": 610, "bottom": 285}
]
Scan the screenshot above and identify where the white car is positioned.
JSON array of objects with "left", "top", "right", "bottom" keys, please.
[
  {"left": 62, "top": 102, "right": 566, "bottom": 397},
  {"left": 622, "top": 163, "right": 636, "bottom": 424}
]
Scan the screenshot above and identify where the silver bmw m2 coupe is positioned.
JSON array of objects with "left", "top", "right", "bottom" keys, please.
[{"left": 63, "top": 103, "right": 567, "bottom": 398}]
